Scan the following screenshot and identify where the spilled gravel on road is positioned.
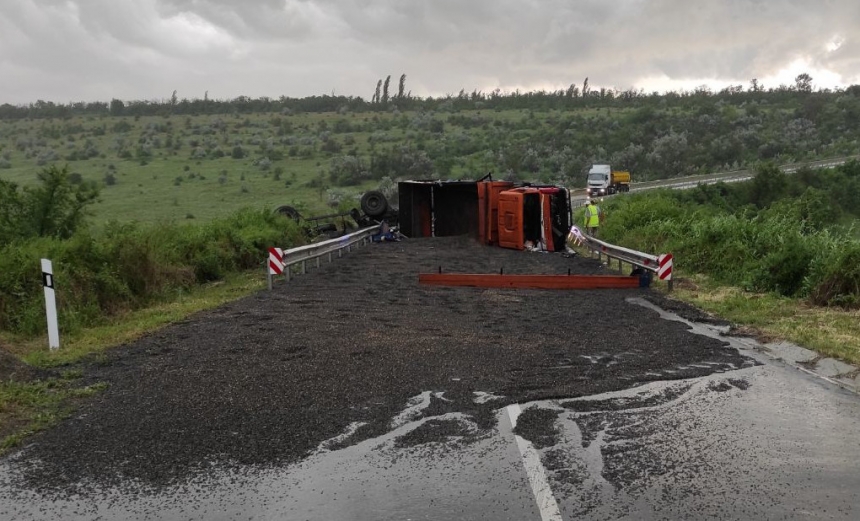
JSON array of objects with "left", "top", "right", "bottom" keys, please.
[{"left": 1, "top": 236, "right": 755, "bottom": 495}]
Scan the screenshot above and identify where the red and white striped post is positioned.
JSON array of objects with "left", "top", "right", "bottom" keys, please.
[
  {"left": 267, "top": 247, "right": 284, "bottom": 290},
  {"left": 658, "top": 253, "right": 674, "bottom": 292}
]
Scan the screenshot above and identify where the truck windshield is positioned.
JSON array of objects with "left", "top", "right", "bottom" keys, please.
[{"left": 588, "top": 174, "right": 607, "bottom": 182}]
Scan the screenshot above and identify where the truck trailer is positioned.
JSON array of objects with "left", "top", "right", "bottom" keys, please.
[{"left": 586, "top": 164, "right": 631, "bottom": 196}]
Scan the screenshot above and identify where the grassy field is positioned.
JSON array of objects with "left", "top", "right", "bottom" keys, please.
[
  {"left": 0, "top": 110, "right": 525, "bottom": 223},
  {"left": 3, "top": 106, "right": 682, "bottom": 225}
]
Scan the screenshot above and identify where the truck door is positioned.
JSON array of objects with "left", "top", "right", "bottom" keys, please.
[{"left": 497, "top": 191, "right": 524, "bottom": 250}]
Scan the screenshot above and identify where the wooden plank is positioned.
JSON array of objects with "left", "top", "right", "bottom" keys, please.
[{"left": 418, "top": 273, "right": 641, "bottom": 289}]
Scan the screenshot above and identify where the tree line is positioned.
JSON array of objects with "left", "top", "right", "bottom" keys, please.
[{"left": 1, "top": 73, "right": 854, "bottom": 120}]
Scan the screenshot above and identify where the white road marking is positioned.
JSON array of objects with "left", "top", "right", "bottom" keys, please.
[{"left": 506, "top": 404, "right": 564, "bottom": 521}]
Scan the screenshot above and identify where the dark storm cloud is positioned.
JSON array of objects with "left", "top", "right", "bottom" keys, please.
[{"left": 1, "top": 0, "right": 858, "bottom": 104}]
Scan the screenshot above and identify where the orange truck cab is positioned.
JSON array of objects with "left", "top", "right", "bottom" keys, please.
[{"left": 495, "top": 186, "right": 569, "bottom": 252}]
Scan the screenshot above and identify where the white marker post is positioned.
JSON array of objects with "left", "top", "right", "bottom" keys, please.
[{"left": 41, "top": 259, "right": 60, "bottom": 350}]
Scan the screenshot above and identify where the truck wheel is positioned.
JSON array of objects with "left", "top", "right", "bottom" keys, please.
[
  {"left": 360, "top": 191, "right": 388, "bottom": 218},
  {"left": 275, "top": 205, "right": 301, "bottom": 221}
]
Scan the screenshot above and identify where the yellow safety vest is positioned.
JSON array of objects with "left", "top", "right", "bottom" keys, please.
[{"left": 585, "top": 205, "right": 601, "bottom": 227}]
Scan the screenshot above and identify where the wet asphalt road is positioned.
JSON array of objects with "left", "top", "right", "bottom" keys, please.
[
  {"left": 3, "top": 346, "right": 859, "bottom": 520},
  {"left": 1, "top": 238, "right": 859, "bottom": 520}
]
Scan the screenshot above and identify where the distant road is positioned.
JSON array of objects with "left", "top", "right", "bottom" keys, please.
[{"left": 571, "top": 155, "right": 858, "bottom": 207}]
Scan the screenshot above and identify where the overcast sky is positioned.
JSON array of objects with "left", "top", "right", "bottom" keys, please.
[{"left": 1, "top": 0, "right": 858, "bottom": 105}]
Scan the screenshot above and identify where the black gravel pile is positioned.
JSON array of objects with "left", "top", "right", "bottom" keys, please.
[
  {"left": 5, "top": 236, "right": 753, "bottom": 494},
  {"left": 513, "top": 407, "right": 561, "bottom": 449}
]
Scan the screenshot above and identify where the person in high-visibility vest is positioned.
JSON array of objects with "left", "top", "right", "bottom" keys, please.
[{"left": 584, "top": 199, "right": 603, "bottom": 237}]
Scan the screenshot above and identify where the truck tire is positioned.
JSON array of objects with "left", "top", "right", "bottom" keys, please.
[
  {"left": 360, "top": 191, "right": 388, "bottom": 218},
  {"left": 275, "top": 205, "right": 302, "bottom": 221}
]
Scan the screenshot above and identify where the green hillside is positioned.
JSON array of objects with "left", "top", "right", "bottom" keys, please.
[{"left": 4, "top": 85, "right": 860, "bottom": 223}]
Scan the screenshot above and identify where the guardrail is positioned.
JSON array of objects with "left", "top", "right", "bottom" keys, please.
[
  {"left": 570, "top": 227, "right": 674, "bottom": 291},
  {"left": 266, "top": 225, "right": 381, "bottom": 289}
]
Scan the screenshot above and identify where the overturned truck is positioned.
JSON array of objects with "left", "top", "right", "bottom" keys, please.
[
  {"left": 398, "top": 179, "right": 571, "bottom": 252},
  {"left": 275, "top": 190, "right": 397, "bottom": 240}
]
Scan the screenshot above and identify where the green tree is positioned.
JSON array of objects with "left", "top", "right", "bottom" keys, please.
[
  {"left": 382, "top": 75, "right": 391, "bottom": 104},
  {"left": 0, "top": 164, "right": 100, "bottom": 245},
  {"left": 749, "top": 78, "right": 760, "bottom": 92},
  {"left": 749, "top": 163, "right": 788, "bottom": 209},
  {"left": 398, "top": 74, "right": 406, "bottom": 99},
  {"left": 109, "top": 98, "right": 124, "bottom": 116},
  {"left": 373, "top": 79, "right": 382, "bottom": 104},
  {"left": 795, "top": 73, "right": 813, "bottom": 93}
]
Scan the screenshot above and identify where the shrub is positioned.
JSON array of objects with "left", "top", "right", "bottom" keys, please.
[
  {"left": 744, "top": 232, "right": 816, "bottom": 296},
  {"left": 0, "top": 210, "right": 306, "bottom": 335},
  {"left": 805, "top": 239, "right": 860, "bottom": 308},
  {"left": 599, "top": 187, "right": 860, "bottom": 307}
]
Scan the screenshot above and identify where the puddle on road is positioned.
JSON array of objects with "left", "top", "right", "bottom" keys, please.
[
  {"left": 509, "top": 367, "right": 860, "bottom": 520},
  {"left": 500, "top": 297, "right": 860, "bottom": 520}
]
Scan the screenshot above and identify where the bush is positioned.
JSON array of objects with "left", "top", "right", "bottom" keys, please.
[
  {"left": 0, "top": 210, "right": 306, "bottom": 335},
  {"left": 805, "top": 240, "right": 860, "bottom": 308},
  {"left": 328, "top": 155, "right": 371, "bottom": 186},
  {"left": 744, "top": 232, "right": 816, "bottom": 296},
  {"left": 599, "top": 187, "right": 860, "bottom": 308}
]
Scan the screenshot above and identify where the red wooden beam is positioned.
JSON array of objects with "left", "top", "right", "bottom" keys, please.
[{"left": 418, "top": 273, "right": 642, "bottom": 290}]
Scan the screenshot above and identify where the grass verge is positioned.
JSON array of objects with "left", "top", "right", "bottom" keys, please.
[
  {"left": 0, "top": 269, "right": 267, "bottom": 455},
  {"left": 671, "top": 274, "right": 860, "bottom": 365},
  {"left": 5, "top": 269, "right": 266, "bottom": 368},
  {"left": 0, "top": 376, "right": 107, "bottom": 455}
]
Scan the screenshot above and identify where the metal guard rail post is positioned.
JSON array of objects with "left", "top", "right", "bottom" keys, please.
[
  {"left": 267, "top": 224, "right": 381, "bottom": 289},
  {"left": 581, "top": 235, "right": 673, "bottom": 292}
]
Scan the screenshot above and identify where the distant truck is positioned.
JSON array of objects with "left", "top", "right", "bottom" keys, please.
[{"left": 586, "top": 164, "right": 631, "bottom": 196}]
